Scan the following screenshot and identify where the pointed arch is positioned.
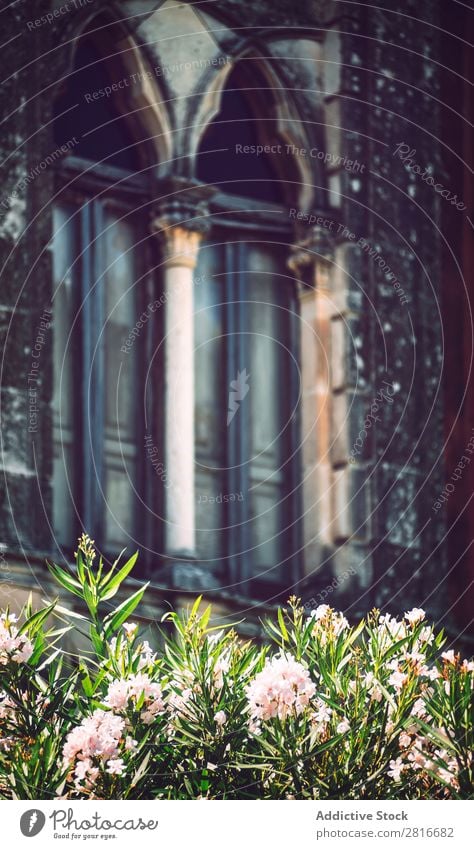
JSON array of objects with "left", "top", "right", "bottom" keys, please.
[
  {"left": 53, "top": 10, "right": 172, "bottom": 172},
  {"left": 193, "top": 51, "right": 315, "bottom": 209}
]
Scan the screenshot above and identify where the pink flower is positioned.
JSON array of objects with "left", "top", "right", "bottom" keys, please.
[
  {"left": 246, "top": 653, "right": 316, "bottom": 722},
  {"left": 378, "top": 614, "right": 407, "bottom": 642},
  {"left": 0, "top": 614, "right": 33, "bottom": 666},
  {"left": 214, "top": 710, "right": 227, "bottom": 727},
  {"left": 105, "top": 674, "right": 165, "bottom": 722},
  {"left": 364, "top": 672, "right": 383, "bottom": 702},
  {"left": 63, "top": 710, "right": 126, "bottom": 788},
  {"left": 404, "top": 608, "right": 426, "bottom": 625},
  {"left": 310, "top": 607, "right": 349, "bottom": 645},
  {"left": 411, "top": 698, "right": 427, "bottom": 718},
  {"left": 106, "top": 758, "right": 125, "bottom": 776},
  {"left": 388, "top": 757, "right": 405, "bottom": 781},
  {"left": 388, "top": 669, "right": 408, "bottom": 691}
]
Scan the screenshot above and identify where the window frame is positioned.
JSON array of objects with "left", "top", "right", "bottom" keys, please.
[
  {"left": 198, "top": 206, "right": 303, "bottom": 595},
  {"left": 53, "top": 158, "right": 158, "bottom": 565}
]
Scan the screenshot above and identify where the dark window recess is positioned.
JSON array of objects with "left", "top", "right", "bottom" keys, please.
[
  {"left": 51, "top": 198, "right": 151, "bottom": 563},
  {"left": 194, "top": 236, "right": 301, "bottom": 597},
  {"left": 53, "top": 37, "right": 141, "bottom": 172},
  {"left": 197, "top": 66, "right": 286, "bottom": 204}
]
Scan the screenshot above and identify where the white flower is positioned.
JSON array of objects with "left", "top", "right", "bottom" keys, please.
[
  {"left": 63, "top": 710, "right": 126, "bottom": 788},
  {"left": 106, "top": 758, "right": 125, "bottom": 776},
  {"left": 404, "top": 608, "right": 426, "bottom": 625},
  {"left": 246, "top": 653, "right": 316, "bottom": 722},
  {"left": 388, "top": 757, "right": 405, "bottom": 781},
  {"left": 441, "top": 650, "right": 456, "bottom": 665},
  {"left": 311, "top": 604, "right": 331, "bottom": 620},
  {"left": 0, "top": 614, "right": 33, "bottom": 666},
  {"left": 310, "top": 606, "right": 349, "bottom": 645},
  {"left": 213, "top": 653, "right": 231, "bottom": 690},
  {"left": 388, "top": 669, "right": 408, "bottom": 691},
  {"left": 122, "top": 622, "right": 138, "bottom": 638},
  {"left": 214, "top": 710, "right": 227, "bottom": 727},
  {"left": 105, "top": 673, "right": 165, "bottom": 720},
  {"left": 417, "top": 626, "right": 434, "bottom": 645},
  {"left": 312, "top": 698, "right": 332, "bottom": 724},
  {"left": 336, "top": 717, "right": 350, "bottom": 734},
  {"left": 364, "top": 672, "right": 383, "bottom": 702},
  {"left": 378, "top": 614, "right": 407, "bottom": 641},
  {"left": 411, "top": 697, "right": 427, "bottom": 718},
  {"left": 137, "top": 640, "right": 156, "bottom": 669},
  {"left": 424, "top": 666, "right": 440, "bottom": 681},
  {"left": 399, "top": 732, "right": 411, "bottom": 748},
  {"left": 407, "top": 738, "right": 428, "bottom": 771}
]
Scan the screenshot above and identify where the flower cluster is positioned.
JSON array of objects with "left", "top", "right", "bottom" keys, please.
[
  {"left": 389, "top": 729, "right": 468, "bottom": 792},
  {"left": 105, "top": 673, "right": 165, "bottom": 725},
  {"left": 63, "top": 709, "right": 129, "bottom": 790},
  {"left": 246, "top": 653, "right": 316, "bottom": 723},
  {"left": 310, "top": 605, "right": 349, "bottom": 644},
  {"left": 1, "top": 540, "right": 472, "bottom": 801},
  {"left": 0, "top": 613, "right": 33, "bottom": 666}
]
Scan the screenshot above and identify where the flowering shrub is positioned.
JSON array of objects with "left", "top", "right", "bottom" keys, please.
[{"left": 0, "top": 536, "right": 472, "bottom": 799}]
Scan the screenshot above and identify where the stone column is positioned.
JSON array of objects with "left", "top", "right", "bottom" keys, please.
[
  {"left": 152, "top": 181, "right": 213, "bottom": 584},
  {"left": 288, "top": 224, "right": 335, "bottom": 575}
]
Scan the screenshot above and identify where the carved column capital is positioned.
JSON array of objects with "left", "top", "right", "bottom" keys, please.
[
  {"left": 151, "top": 177, "right": 215, "bottom": 268},
  {"left": 288, "top": 220, "right": 335, "bottom": 289},
  {"left": 154, "top": 226, "right": 203, "bottom": 269}
]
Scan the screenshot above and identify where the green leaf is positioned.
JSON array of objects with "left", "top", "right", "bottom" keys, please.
[
  {"left": 47, "top": 561, "right": 83, "bottom": 598},
  {"left": 100, "top": 551, "right": 139, "bottom": 601},
  {"left": 89, "top": 624, "right": 105, "bottom": 656},
  {"left": 103, "top": 583, "right": 149, "bottom": 637},
  {"left": 130, "top": 750, "right": 151, "bottom": 789},
  {"left": 277, "top": 607, "right": 289, "bottom": 642},
  {"left": 189, "top": 595, "right": 203, "bottom": 622},
  {"left": 18, "top": 601, "right": 56, "bottom": 637},
  {"left": 37, "top": 648, "right": 62, "bottom": 671},
  {"left": 98, "top": 548, "right": 127, "bottom": 592},
  {"left": 54, "top": 604, "right": 88, "bottom": 621},
  {"left": 76, "top": 550, "right": 86, "bottom": 584},
  {"left": 200, "top": 604, "right": 212, "bottom": 632}
]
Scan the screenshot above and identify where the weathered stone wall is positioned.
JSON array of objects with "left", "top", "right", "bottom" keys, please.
[{"left": 0, "top": 0, "right": 448, "bottom": 624}]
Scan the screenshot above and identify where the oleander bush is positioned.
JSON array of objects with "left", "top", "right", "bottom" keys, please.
[{"left": 0, "top": 535, "right": 472, "bottom": 799}]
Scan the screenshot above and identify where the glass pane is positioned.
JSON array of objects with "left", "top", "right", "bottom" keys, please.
[
  {"left": 102, "top": 207, "right": 139, "bottom": 550},
  {"left": 194, "top": 241, "right": 227, "bottom": 564},
  {"left": 244, "top": 243, "right": 297, "bottom": 584},
  {"left": 52, "top": 204, "right": 78, "bottom": 546}
]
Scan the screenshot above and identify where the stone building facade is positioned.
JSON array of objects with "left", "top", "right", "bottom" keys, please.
[{"left": 0, "top": 0, "right": 470, "bottom": 639}]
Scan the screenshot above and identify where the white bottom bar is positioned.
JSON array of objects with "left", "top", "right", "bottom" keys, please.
[{"left": 2, "top": 800, "right": 472, "bottom": 848}]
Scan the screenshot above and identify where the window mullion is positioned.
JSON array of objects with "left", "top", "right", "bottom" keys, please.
[
  {"left": 236, "top": 241, "right": 252, "bottom": 587},
  {"left": 225, "top": 242, "right": 239, "bottom": 585},
  {"left": 80, "top": 200, "right": 105, "bottom": 541},
  {"left": 288, "top": 285, "right": 303, "bottom": 583},
  {"left": 80, "top": 201, "right": 94, "bottom": 536},
  {"left": 92, "top": 201, "right": 105, "bottom": 543}
]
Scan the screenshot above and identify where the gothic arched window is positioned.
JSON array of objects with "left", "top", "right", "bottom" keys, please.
[
  {"left": 195, "top": 62, "right": 302, "bottom": 596},
  {"left": 51, "top": 23, "right": 157, "bottom": 560}
]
